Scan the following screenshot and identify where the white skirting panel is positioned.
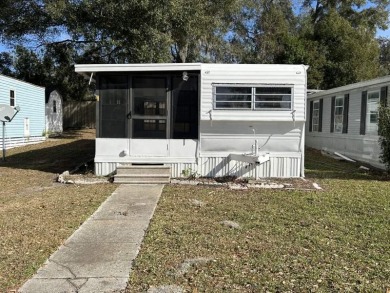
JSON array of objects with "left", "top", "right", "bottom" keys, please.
[
  {"left": 95, "top": 162, "right": 118, "bottom": 176},
  {"left": 0, "top": 136, "right": 46, "bottom": 149},
  {"left": 95, "top": 154, "right": 302, "bottom": 178}
]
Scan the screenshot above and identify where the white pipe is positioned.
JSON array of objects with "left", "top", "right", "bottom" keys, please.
[
  {"left": 88, "top": 72, "right": 94, "bottom": 85},
  {"left": 255, "top": 139, "right": 258, "bottom": 156}
]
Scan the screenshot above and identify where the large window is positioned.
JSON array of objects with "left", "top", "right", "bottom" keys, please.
[
  {"left": 366, "top": 90, "right": 379, "bottom": 134},
  {"left": 334, "top": 96, "right": 344, "bottom": 133},
  {"left": 312, "top": 101, "right": 320, "bottom": 132},
  {"left": 214, "top": 85, "right": 292, "bottom": 110}
]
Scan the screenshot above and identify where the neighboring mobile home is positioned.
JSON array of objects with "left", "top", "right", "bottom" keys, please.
[
  {"left": 306, "top": 76, "right": 390, "bottom": 169},
  {"left": 0, "top": 74, "right": 45, "bottom": 149},
  {"left": 75, "top": 63, "right": 308, "bottom": 178}
]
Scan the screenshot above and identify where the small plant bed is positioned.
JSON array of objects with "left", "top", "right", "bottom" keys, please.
[
  {"left": 171, "top": 177, "right": 319, "bottom": 191},
  {"left": 128, "top": 149, "right": 390, "bottom": 292}
]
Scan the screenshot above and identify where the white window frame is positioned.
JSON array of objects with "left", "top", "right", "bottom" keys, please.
[
  {"left": 334, "top": 96, "right": 344, "bottom": 133},
  {"left": 312, "top": 100, "right": 320, "bottom": 132},
  {"left": 213, "top": 84, "right": 293, "bottom": 111},
  {"left": 366, "top": 90, "right": 380, "bottom": 135}
]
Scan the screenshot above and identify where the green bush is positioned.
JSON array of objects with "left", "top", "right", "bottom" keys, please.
[{"left": 378, "top": 105, "right": 390, "bottom": 172}]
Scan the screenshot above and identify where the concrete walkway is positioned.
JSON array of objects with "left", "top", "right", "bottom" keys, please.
[{"left": 19, "top": 184, "right": 163, "bottom": 293}]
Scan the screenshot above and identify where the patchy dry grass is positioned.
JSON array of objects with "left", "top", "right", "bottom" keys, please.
[
  {"left": 128, "top": 149, "right": 390, "bottom": 292},
  {"left": 0, "top": 130, "right": 116, "bottom": 292}
]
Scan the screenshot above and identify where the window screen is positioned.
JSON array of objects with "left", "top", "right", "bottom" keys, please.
[
  {"left": 100, "top": 75, "right": 128, "bottom": 138},
  {"left": 214, "top": 86, "right": 292, "bottom": 110},
  {"left": 255, "top": 87, "right": 291, "bottom": 110}
]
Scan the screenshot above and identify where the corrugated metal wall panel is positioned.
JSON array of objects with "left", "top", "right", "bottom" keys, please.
[
  {"left": 95, "top": 162, "right": 117, "bottom": 176},
  {"left": 95, "top": 155, "right": 301, "bottom": 178},
  {"left": 170, "top": 163, "right": 198, "bottom": 177}
]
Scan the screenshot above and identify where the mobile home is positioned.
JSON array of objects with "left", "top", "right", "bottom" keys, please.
[
  {"left": 0, "top": 74, "right": 45, "bottom": 149},
  {"left": 75, "top": 63, "right": 308, "bottom": 180},
  {"left": 306, "top": 75, "right": 390, "bottom": 169}
]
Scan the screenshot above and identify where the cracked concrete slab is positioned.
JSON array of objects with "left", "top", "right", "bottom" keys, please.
[
  {"left": 34, "top": 242, "right": 139, "bottom": 279},
  {"left": 79, "top": 278, "right": 128, "bottom": 293},
  {"left": 64, "top": 219, "right": 147, "bottom": 244},
  {"left": 19, "top": 184, "right": 163, "bottom": 293},
  {"left": 91, "top": 202, "right": 158, "bottom": 221},
  {"left": 18, "top": 279, "right": 77, "bottom": 293}
]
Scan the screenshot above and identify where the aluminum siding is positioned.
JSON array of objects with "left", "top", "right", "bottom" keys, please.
[{"left": 0, "top": 75, "right": 45, "bottom": 142}]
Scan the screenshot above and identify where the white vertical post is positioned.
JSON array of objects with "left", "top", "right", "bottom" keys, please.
[
  {"left": 2, "top": 122, "right": 5, "bottom": 161},
  {"left": 255, "top": 139, "right": 258, "bottom": 156}
]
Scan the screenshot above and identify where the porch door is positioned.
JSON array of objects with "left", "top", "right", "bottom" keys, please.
[{"left": 129, "top": 76, "right": 169, "bottom": 156}]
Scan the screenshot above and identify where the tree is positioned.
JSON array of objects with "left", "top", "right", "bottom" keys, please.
[
  {"left": 167, "top": 0, "right": 240, "bottom": 63},
  {"left": 0, "top": 0, "right": 389, "bottom": 97},
  {"left": 301, "top": 0, "right": 388, "bottom": 89},
  {"left": 12, "top": 46, "right": 47, "bottom": 86},
  {"left": 228, "top": 0, "right": 297, "bottom": 64},
  {"left": 0, "top": 52, "right": 13, "bottom": 76},
  {"left": 313, "top": 10, "right": 381, "bottom": 88},
  {"left": 0, "top": 0, "right": 173, "bottom": 63},
  {"left": 379, "top": 37, "right": 390, "bottom": 75}
]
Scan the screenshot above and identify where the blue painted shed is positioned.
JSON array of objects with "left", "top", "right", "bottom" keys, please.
[{"left": 0, "top": 74, "right": 46, "bottom": 149}]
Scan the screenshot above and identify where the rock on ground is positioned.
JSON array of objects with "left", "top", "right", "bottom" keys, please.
[
  {"left": 147, "top": 285, "right": 184, "bottom": 293},
  {"left": 221, "top": 220, "right": 240, "bottom": 229}
]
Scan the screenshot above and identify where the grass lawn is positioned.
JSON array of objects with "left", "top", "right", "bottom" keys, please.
[
  {"left": 0, "top": 130, "right": 116, "bottom": 292},
  {"left": 128, "top": 149, "right": 390, "bottom": 292}
]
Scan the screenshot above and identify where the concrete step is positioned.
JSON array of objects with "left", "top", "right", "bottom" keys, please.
[
  {"left": 114, "top": 165, "right": 171, "bottom": 184},
  {"left": 114, "top": 175, "right": 170, "bottom": 184},
  {"left": 116, "top": 165, "right": 170, "bottom": 176},
  {"left": 115, "top": 179, "right": 170, "bottom": 184}
]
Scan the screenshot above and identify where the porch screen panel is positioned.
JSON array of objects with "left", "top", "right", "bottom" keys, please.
[
  {"left": 100, "top": 75, "right": 128, "bottom": 138},
  {"left": 171, "top": 76, "right": 199, "bottom": 139},
  {"left": 132, "top": 77, "right": 167, "bottom": 138}
]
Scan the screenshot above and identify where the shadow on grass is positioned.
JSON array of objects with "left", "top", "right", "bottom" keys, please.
[
  {"left": 0, "top": 139, "right": 95, "bottom": 174},
  {"left": 47, "top": 129, "right": 94, "bottom": 140},
  {"left": 305, "top": 147, "right": 389, "bottom": 181}
]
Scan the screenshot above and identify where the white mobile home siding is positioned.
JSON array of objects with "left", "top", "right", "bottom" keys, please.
[
  {"left": 200, "top": 64, "right": 306, "bottom": 121},
  {"left": 0, "top": 74, "right": 45, "bottom": 148},
  {"left": 306, "top": 76, "right": 390, "bottom": 169}
]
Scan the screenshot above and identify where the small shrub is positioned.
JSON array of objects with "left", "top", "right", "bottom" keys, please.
[
  {"left": 378, "top": 105, "right": 390, "bottom": 172},
  {"left": 181, "top": 167, "right": 199, "bottom": 179}
]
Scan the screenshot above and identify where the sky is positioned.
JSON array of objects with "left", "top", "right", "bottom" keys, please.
[{"left": 378, "top": 28, "right": 390, "bottom": 38}]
